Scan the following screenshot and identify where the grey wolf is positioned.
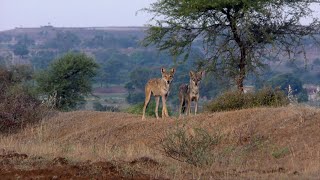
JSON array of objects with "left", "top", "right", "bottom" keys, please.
[
  {"left": 142, "top": 68, "right": 175, "bottom": 120},
  {"left": 179, "top": 70, "right": 204, "bottom": 117}
]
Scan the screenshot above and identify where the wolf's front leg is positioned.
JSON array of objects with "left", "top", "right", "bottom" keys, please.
[
  {"left": 155, "top": 96, "right": 160, "bottom": 119},
  {"left": 179, "top": 98, "right": 184, "bottom": 118},
  {"left": 195, "top": 99, "right": 198, "bottom": 115},
  {"left": 186, "top": 98, "right": 191, "bottom": 116},
  {"left": 161, "top": 95, "right": 169, "bottom": 117}
]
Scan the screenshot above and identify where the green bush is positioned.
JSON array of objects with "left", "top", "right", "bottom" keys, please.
[
  {"left": 161, "top": 125, "right": 220, "bottom": 167},
  {"left": 248, "top": 88, "right": 289, "bottom": 107},
  {"left": 93, "top": 102, "right": 120, "bottom": 112},
  {"left": 93, "top": 102, "right": 106, "bottom": 111},
  {"left": 36, "top": 52, "right": 99, "bottom": 111},
  {"left": 205, "top": 88, "right": 289, "bottom": 112},
  {"left": 126, "top": 101, "right": 172, "bottom": 118}
]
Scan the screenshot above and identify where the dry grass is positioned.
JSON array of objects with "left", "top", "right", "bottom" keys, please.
[{"left": 1, "top": 105, "right": 320, "bottom": 179}]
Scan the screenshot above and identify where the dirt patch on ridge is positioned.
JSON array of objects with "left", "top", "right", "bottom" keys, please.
[{"left": 0, "top": 150, "right": 157, "bottom": 179}]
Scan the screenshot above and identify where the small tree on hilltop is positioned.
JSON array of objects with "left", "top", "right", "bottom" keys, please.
[
  {"left": 36, "top": 53, "right": 99, "bottom": 111},
  {"left": 143, "top": 0, "right": 320, "bottom": 91}
]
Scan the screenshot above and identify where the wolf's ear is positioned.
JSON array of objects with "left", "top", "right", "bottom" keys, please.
[
  {"left": 189, "top": 70, "right": 195, "bottom": 77},
  {"left": 161, "top": 68, "right": 166, "bottom": 73},
  {"left": 171, "top": 68, "right": 175, "bottom": 74}
]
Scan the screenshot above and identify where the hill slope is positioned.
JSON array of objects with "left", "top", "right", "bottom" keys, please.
[{"left": 1, "top": 106, "right": 320, "bottom": 179}]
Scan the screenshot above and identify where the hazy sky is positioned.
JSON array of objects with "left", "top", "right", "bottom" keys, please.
[
  {"left": 1, "top": 1, "right": 319, "bottom": 32},
  {"left": 0, "top": 0, "right": 156, "bottom": 31}
]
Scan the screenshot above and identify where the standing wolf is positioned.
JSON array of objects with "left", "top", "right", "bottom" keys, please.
[
  {"left": 179, "top": 70, "right": 204, "bottom": 117},
  {"left": 142, "top": 68, "right": 175, "bottom": 120}
]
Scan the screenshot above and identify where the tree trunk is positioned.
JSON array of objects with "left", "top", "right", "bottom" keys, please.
[
  {"left": 226, "top": 9, "right": 246, "bottom": 92},
  {"left": 237, "top": 47, "right": 246, "bottom": 92}
]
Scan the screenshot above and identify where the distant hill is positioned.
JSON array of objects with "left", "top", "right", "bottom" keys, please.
[
  {"left": 0, "top": 26, "right": 164, "bottom": 83},
  {"left": 1, "top": 26, "right": 320, "bottom": 73},
  {"left": 0, "top": 26, "right": 147, "bottom": 65},
  {"left": 0, "top": 26, "right": 147, "bottom": 40},
  {"left": 1, "top": 26, "right": 319, "bottom": 71},
  {"left": 1, "top": 26, "right": 320, "bottom": 106}
]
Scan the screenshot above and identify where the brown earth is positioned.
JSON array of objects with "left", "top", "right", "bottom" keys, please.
[
  {"left": 1, "top": 105, "right": 320, "bottom": 179},
  {"left": 0, "top": 151, "right": 152, "bottom": 179}
]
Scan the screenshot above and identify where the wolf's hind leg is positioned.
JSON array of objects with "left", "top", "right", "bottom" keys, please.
[{"left": 142, "top": 88, "right": 152, "bottom": 120}]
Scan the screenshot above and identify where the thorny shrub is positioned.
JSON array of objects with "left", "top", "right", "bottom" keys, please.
[
  {"left": 0, "top": 67, "right": 49, "bottom": 134},
  {"left": 161, "top": 124, "right": 220, "bottom": 167}
]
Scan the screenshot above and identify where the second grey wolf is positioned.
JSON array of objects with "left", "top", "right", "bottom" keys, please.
[
  {"left": 142, "top": 68, "right": 175, "bottom": 120},
  {"left": 178, "top": 70, "right": 204, "bottom": 117}
]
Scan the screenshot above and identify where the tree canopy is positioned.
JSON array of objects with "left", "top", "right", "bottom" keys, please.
[
  {"left": 143, "top": 0, "right": 320, "bottom": 91},
  {"left": 36, "top": 53, "right": 99, "bottom": 111}
]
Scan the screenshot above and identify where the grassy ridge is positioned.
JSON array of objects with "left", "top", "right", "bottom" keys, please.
[{"left": 1, "top": 106, "right": 320, "bottom": 179}]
